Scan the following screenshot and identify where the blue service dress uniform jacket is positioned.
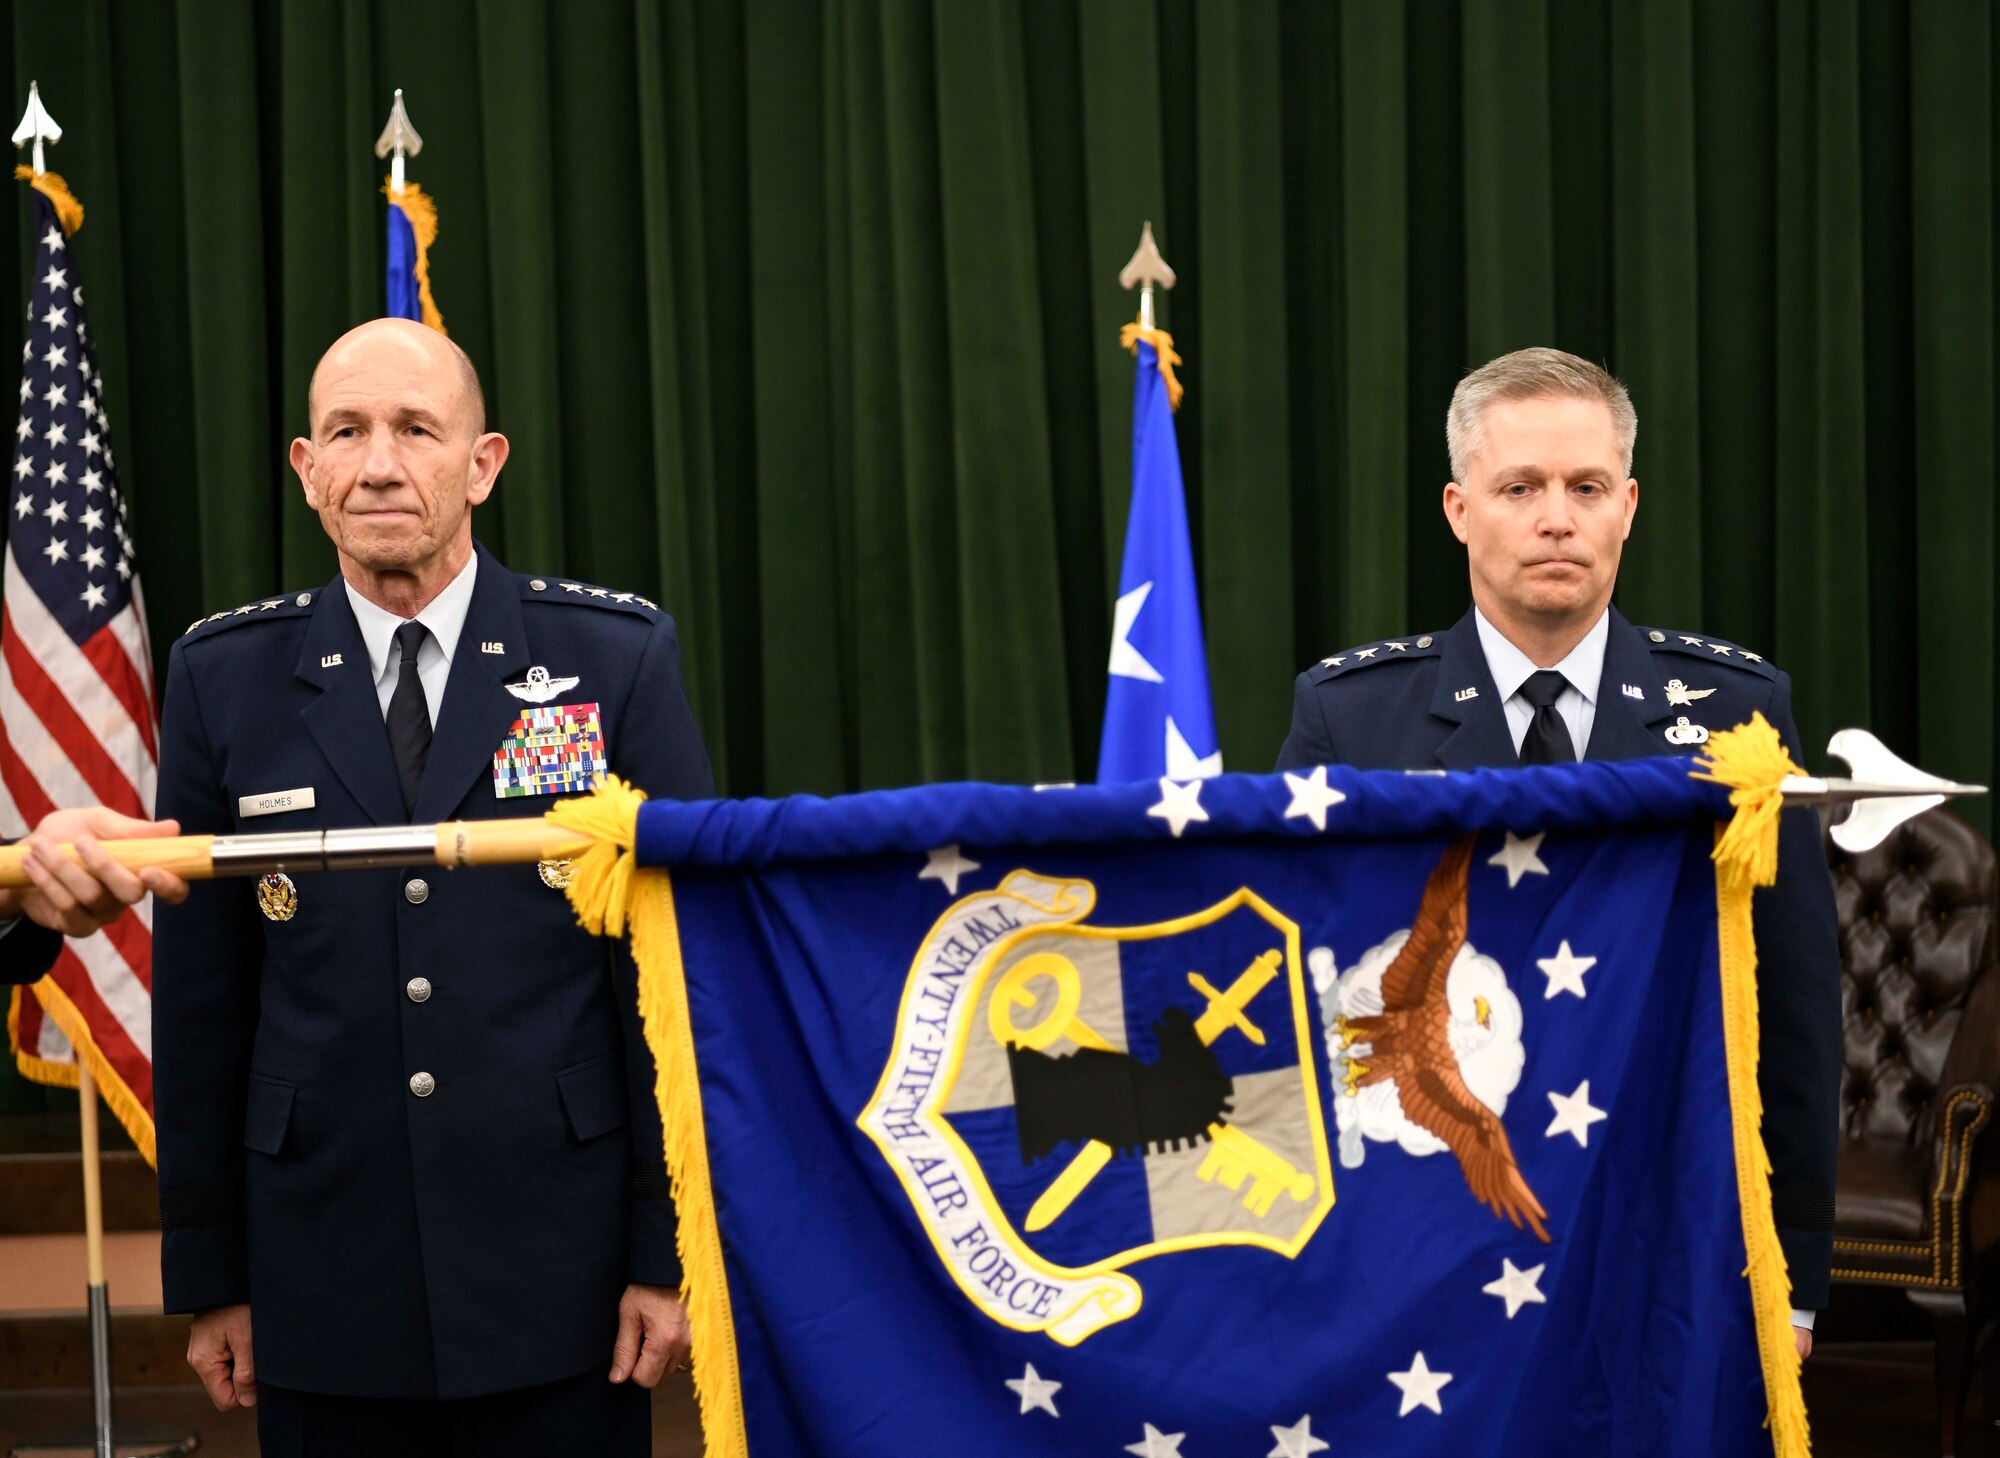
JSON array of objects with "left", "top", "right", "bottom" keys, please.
[
  {"left": 0, "top": 916, "right": 61, "bottom": 984},
  {"left": 152, "top": 543, "right": 715, "bottom": 1400},
  {"left": 1276, "top": 606, "right": 1842, "bottom": 1310}
]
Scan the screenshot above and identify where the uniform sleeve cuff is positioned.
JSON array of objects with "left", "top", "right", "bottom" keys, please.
[{"left": 1790, "top": 1308, "right": 1816, "bottom": 1332}]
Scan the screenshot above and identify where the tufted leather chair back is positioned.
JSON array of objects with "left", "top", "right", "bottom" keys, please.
[{"left": 1829, "top": 809, "right": 1998, "bottom": 1151}]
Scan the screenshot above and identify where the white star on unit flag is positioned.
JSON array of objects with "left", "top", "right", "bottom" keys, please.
[
  {"left": 1281, "top": 765, "right": 1346, "bottom": 831},
  {"left": 916, "top": 844, "right": 980, "bottom": 896},
  {"left": 1486, "top": 830, "right": 1550, "bottom": 887},
  {"left": 1146, "top": 777, "right": 1208, "bottom": 837},
  {"left": 1267, "top": 1413, "right": 1330, "bottom": 1456},
  {"left": 1546, "top": 1080, "right": 1608, "bottom": 1146},
  {"left": 1483, "top": 1258, "right": 1548, "bottom": 1317},
  {"left": 1536, "top": 940, "right": 1597, "bottom": 1000},
  {"left": 1002, "top": 1362, "right": 1060, "bottom": 1417},
  {"left": 1387, "top": 1352, "right": 1452, "bottom": 1416},
  {"left": 1124, "top": 1423, "right": 1186, "bottom": 1457}
]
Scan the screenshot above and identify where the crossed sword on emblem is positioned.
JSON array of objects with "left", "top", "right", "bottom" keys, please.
[{"left": 991, "top": 947, "right": 1316, "bottom": 1231}]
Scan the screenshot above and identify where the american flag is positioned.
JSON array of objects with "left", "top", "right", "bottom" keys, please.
[{"left": 2, "top": 180, "right": 158, "bottom": 1160}]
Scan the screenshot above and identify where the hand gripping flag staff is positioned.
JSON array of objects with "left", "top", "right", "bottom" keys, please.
[
  {"left": 6, "top": 723, "right": 1981, "bottom": 1458},
  {"left": 377, "top": 88, "right": 445, "bottom": 332},
  {"left": 4, "top": 79, "right": 193, "bottom": 1458},
  {"left": 1096, "top": 222, "right": 1222, "bottom": 784}
]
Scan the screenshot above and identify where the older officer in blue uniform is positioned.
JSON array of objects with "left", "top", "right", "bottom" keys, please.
[
  {"left": 153, "top": 318, "right": 713, "bottom": 1455},
  {"left": 1278, "top": 347, "right": 1840, "bottom": 1359},
  {"left": 0, "top": 806, "right": 189, "bottom": 982}
]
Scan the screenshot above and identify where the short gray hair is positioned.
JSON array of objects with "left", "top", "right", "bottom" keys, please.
[{"left": 1446, "top": 347, "right": 1636, "bottom": 482}]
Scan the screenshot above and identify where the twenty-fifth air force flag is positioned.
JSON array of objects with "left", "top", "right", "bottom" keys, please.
[
  {"left": 551, "top": 723, "right": 1810, "bottom": 1458},
  {"left": 1097, "top": 319, "right": 1219, "bottom": 785},
  {"left": 3, "top": 168, "right": 159, "bottom": 1159}
]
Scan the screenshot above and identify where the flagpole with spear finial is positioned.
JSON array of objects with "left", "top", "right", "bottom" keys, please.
[
  {"left": 374, "top": 86, "right": 421, "bottom": 198},
  {"left": 4, "top": 84, "right": 196, "bottom": 1458}
]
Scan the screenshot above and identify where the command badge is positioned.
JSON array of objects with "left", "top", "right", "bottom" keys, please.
[
  {"left": 257, "top": 871, "right": 298, "bottom": 922},
  {"left": 492, "top": 701, "right": 607, "bottom": 798}
]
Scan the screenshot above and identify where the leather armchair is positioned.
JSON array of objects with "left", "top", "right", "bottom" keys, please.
[{"left": 1828, "top": 807, "right": 2000, "bottom": 1457}]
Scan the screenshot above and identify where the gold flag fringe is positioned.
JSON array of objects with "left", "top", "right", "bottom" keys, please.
[
  {"left": 382, "top": 178, "right": 448, "bottom": 335},
  {"left": 1120, "top": 319, "right": 1185, "bottom": 411},
  {"left": 548, "top": 776, "right": 748, "bottom": 1458},
  {"left": 14, "top": 166, "right": 84, "bottom": 236},
  {"left": 9, "top": 977, "right": 156, "bottom": 1166},
  {"left": 1694, "top": 711, "right": 1812, "bottom": 1458}
]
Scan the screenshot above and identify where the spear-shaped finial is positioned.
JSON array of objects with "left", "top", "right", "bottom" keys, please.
[
  {"left": 374, "top": 88, "right": 424, "bottom": 195},
  {"left": 1781, "top": 729, "right": 1987, "bottom": 852},
  {"left": 11, "top": 81, "right": 61, "bottom": 177},
  {"left": 1119, "top": 222, "right": 1176, "bottom": 332}
]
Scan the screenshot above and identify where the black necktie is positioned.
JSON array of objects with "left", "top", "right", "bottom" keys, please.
[
  {"left": 387, "top": 620, "right": 432, "bottom": 815},
  {"left": 1517, "top": 669, "right": 1576, "bottom": 766}
]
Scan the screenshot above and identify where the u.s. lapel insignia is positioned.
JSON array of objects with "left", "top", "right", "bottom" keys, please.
[
  {"left": 504, "top": 665, "right": 581, "bottom": 703},
  {"left": 493, "top": 702, "right": 608, "bottom": 798},
  {"left": 538, "top": 858, "right": 574, "bottom": 889},
  {"left": 1663, "top": 678, "right": 1715, "bottom": 707},
  {"left": 1621, "top": 684, "right": 1643, "bottom": 700},
  {"left": 1664, "top": 716, "right": 1709, "bottom": 747},
  {"left": 1454, "top": 686, "right": 1479, "bottom": 703},
  {"left": 257, "top": 871, "right": 298, "bottom": 922}
]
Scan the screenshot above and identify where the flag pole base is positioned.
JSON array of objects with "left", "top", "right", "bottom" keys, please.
[{"left": 7, "top": 1432, "right": 197, "bottom": 1458}]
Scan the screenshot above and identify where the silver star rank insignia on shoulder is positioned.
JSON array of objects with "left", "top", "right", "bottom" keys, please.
[{"left": 504, "top": 665, "right": 581, "bottom": 703}]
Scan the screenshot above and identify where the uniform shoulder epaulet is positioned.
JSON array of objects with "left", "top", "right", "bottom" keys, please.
[
  {"left": 180, "top": 590, "right": 317, "bottom": 642},
  {"left": 1637, "top": 628, "right": 1778, "bottom": 679},
  {"left": 1305, "top": 631, "right": 1447, "bottom": 684},
  {"left": 518, "top": 574, "right": 660, "bottom": 619}
]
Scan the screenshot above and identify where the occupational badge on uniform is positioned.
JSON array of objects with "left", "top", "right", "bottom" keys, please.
[
  {"left": 538, "top": 858, "right": 574, "bottom": 889},
  {"left": 492, "top": 701, "right": 608, "bottom": 798},
  {"left": 1664, "top": 716, "right": 1709, "bottom": 747},
  {"left": 256, "top": 871, "right": 298, "bottom": 922},
  {"left": 1663, "top": 678, "right": 1715, "bottom": 707},
  {"left": 504, "top": 666, "right": 581, "bottom": 703}
]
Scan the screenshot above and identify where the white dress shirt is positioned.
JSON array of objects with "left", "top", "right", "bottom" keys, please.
[
  {"left": 1472, "top": 607, "right": 1608, "bottom": 762},
  {"left": 345, "top": 550, "right": 479, "bottom": 725}
]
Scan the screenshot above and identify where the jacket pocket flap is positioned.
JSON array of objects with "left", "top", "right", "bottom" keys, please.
[
  {"left": 243, "top": 1076, "right": 295, "bottom": 1155},
  {"left": 557, "top": 1055, "right": 628, "bottom": 1143}
]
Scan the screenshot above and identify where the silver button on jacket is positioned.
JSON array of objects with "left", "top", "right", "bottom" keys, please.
[
  {"left": 404, "top": 878, "right": 429, "bottom": 905},
  {"left": 406, "top": 977, "right": 432, "bottom": 1003},
  {"left": 409, "top": 1071, "right": 435, "bottom": 1097}
]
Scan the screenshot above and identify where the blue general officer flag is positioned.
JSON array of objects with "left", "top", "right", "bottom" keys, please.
[
  {"left": 1097, "top": 326, "right": 1220, "bottom": 784},
  {"left": 603, "top": 743, "right": 1810, "bottom": 1458},
  {"left": 383, "top": 180, "right": 445, "bottom": 331}
]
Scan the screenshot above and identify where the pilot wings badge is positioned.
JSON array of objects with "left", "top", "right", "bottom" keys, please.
[
  {"left": 1663, "top": 678, "right": 1715, "bottom": 707},
  {"left": 857, "top": 871, "right": 1334, "bottom": 1346},
  {"left": 505, "top": 665, "right": 580, "bottom": 703}
]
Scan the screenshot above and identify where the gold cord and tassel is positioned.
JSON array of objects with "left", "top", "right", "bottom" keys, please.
[
  {"left": 547, "top": 777, "right": 747, "bottom": 1457},
  {"left": 13, "top": 165, "right": 84, "bottom": 236},
  {"left": 1693, "top": 712, "right": 1812, "bottom": 1458},
  {"left": 382, "top": 177, "right": 447, "bottom": 334},
  {"left": 1120, "top": 319, "right": 1185, "bottom": 411}
]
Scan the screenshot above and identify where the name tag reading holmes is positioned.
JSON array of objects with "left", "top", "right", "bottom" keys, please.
[
  {"left": 239, "top": 787, "right": 316, "bottom": 818},
  {"left": 492, "top": 702, "right": 608, "bottom": 799}
]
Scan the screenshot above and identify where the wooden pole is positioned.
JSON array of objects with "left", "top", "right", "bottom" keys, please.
[{"left": 77, "top": 1061, "right": 115, "bottom": 1458}]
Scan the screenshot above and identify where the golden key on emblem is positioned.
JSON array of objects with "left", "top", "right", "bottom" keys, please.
[{"left": 1196, "top": 1124, "right": 1316, "bottom": 1218}]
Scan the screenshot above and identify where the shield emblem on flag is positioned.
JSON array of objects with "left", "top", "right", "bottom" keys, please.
[{"left": 858, "top": 871, "right": 1335, "bottom": 1344}]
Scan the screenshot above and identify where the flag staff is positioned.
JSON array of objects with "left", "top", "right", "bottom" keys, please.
[
  {"left": 6, "top": 85, "right": 195, "bottom": 1458},
  {"left": 374, "top": 87, "right": 422, "bottom": 197}
]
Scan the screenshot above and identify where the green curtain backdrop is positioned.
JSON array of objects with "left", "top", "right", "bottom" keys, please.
[{"left": 1, "top": 0, "right": 1993, "bottom": 820}]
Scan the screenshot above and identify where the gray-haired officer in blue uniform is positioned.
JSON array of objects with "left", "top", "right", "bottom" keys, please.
[
  {"left": 0, "top": 806, "right": 189, "bottom": 983},
  {"left": 153, "top": 318, "right": 714, "bottom": 1455},
  {"left": 1278, "top": 347, "right": 1839, "bottom": 1360}
]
